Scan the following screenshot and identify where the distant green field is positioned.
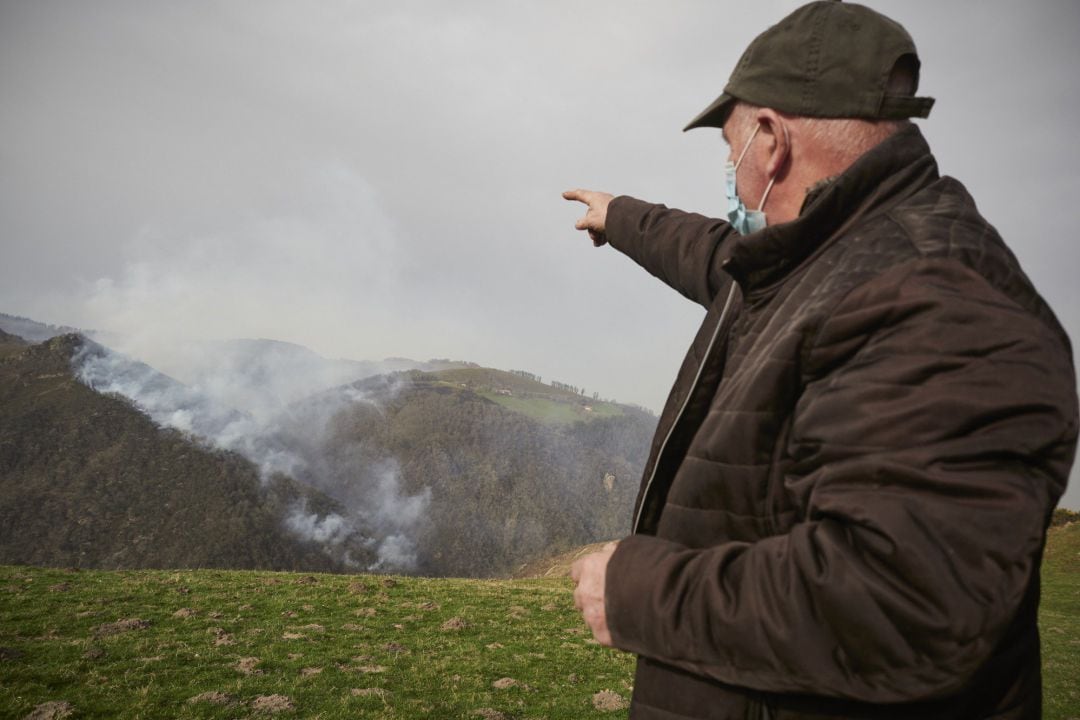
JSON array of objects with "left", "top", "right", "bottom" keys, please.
[
  {"left": 420, "top": 366, "right": 628, "bottom": 426},
  {"left": 433, "top": 368, "right": 559, "bottom": 397},
  {"left": 1, "top": 524, "right": 1076, "bottom": 719},
  {"left": 478, "top": 393, "right": 623, "bottom": 426}
]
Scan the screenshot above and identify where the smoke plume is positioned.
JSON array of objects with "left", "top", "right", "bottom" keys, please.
[{"left": 72, "top": 336, "right": 429, "bottom": 572}]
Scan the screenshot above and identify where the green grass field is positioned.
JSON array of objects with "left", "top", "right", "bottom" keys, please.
[
  {"left": 1, "top": 523, "right": 1077, "bottom": 719},
  {"left": 1039, "top": 521, "right": 1080, "bottom": 719},
  {"left": 0, "top": 568, "right": 633, "bottom": 719}
]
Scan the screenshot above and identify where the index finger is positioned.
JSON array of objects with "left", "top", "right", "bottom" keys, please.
[{"left": 562, "top": 188, "right": 590, "bottom": 204}]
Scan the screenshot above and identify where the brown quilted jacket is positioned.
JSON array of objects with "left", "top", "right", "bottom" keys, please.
[{"left": 603, "top": 125, "right": 1077, "bottom": 720}]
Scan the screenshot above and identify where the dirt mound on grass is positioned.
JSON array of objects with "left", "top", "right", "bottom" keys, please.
[
  {"left": 22, "top": 701, "right": 74, "bottom": 720},
  {"left": 92, "top": 618, "right": 150, "bottom": 636},
  {"left": 188, "top": 691, "right": 237, "bottom": 706},
  {"left": 236, "top": 657, "right": 264, "bottom": 675},
  {"left": 441, "top": 617, "right": 469, "bottom": 631},
  {"left": 592, "top": 690, "right": 629, "bottom": 711},
  {"left": 251, "top": 694, "right": 294, "bottom": 713}
]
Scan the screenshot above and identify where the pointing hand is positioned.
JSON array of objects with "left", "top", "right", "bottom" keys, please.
[{"left": 563, "top": 189, "right": 615, "bottom": 247}]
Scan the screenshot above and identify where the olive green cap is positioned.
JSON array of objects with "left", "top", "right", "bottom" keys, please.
[{"left": 685, "top": 0, "right": 935, "bottom": 131}]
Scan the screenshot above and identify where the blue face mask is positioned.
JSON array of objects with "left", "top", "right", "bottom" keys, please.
[{"left": 725, "top": 123, "right": 778, "bottom": 236}]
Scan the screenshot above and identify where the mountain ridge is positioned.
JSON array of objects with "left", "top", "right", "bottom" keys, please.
[{"left": 0, "top": 326, "right": 655, "bottom": 577}]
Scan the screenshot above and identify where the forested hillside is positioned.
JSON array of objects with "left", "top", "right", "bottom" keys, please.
[
  {"left": 0, "top": 334, "right": 345, "bottom": 572},
  {"left": 283, "top": 372, "right": 654, "bottom": 576},
  {"left": 0, "top": 333, "right": 656, "bottom": 577}
]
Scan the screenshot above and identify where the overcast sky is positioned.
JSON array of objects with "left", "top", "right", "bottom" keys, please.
[{"left": 2, "top": 1, "right": 1079, "bottom": 507}]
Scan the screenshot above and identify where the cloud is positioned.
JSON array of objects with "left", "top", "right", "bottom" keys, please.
[{"left": 72, "top": 162, "right": 401, "bottom": 365}]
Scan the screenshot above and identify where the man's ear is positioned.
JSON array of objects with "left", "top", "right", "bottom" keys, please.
[{"left": 755, "top": 108, "right": 791, "bottom": 178}]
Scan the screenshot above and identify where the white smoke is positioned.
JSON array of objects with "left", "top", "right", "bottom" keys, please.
[
  {"left": 284, "top": 503, "right": 351, "bottom": 545},
  {"left": 372, "top": 534, "right": 420, "bottom": 572},
  {"left": 73, "top": 339, "right": 309, "bottom": 481},
  {"left": 365, "top": 461, "right": 432, "bottom": 571},
  {"left": 371, "top": 462, "right": 430, "bottom": 529},
  {"left": 71, "top": 336, "right": 429, "bottom": 572}
]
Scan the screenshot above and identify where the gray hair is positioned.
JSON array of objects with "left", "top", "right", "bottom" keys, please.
[{"left": 728, "top": 102, "right": 909, "bottom": 168}]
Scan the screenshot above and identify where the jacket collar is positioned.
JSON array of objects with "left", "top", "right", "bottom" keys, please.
[{"left": 724, "top": 124, "right": 939, "bottom": 291}]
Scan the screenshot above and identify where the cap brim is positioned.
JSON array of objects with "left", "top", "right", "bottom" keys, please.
[{"left": 683, "top": 92, "right": 736, "bottom": 132}]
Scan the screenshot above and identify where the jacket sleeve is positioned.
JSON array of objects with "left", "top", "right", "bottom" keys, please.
[
  {"left": 605, "top": 195, "right": 737, "bottom": 309},
  {"left": 605, "top": 257, "right": 1078, "bottom": 702}
]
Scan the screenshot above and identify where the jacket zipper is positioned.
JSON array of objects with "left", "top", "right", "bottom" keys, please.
[{"left": 632, "top": 282, "right": 739, "bottom": 534}]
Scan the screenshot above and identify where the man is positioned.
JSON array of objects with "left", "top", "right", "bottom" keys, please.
[{"left": 565, "top": 2, "right": 1077, "bottom": 719}]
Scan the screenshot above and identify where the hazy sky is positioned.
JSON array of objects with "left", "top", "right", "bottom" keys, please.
[{"left": 3, "top": 1, "right": 1079, "bottom": 506}]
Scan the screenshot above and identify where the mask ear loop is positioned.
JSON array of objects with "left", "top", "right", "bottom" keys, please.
[
  {"left": 733, "top": 123, "right": 762, "bottom": 171},
  {"left": 755, "top": 121, "right": 790, "bottom": 212}
]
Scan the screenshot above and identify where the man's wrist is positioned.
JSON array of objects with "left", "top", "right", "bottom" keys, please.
[
  {"left": 604, "top": 195, "right": 651, "bottom": 253},
  {"left": 605, "top": 533, "right": 690, "bottom": 655}
]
